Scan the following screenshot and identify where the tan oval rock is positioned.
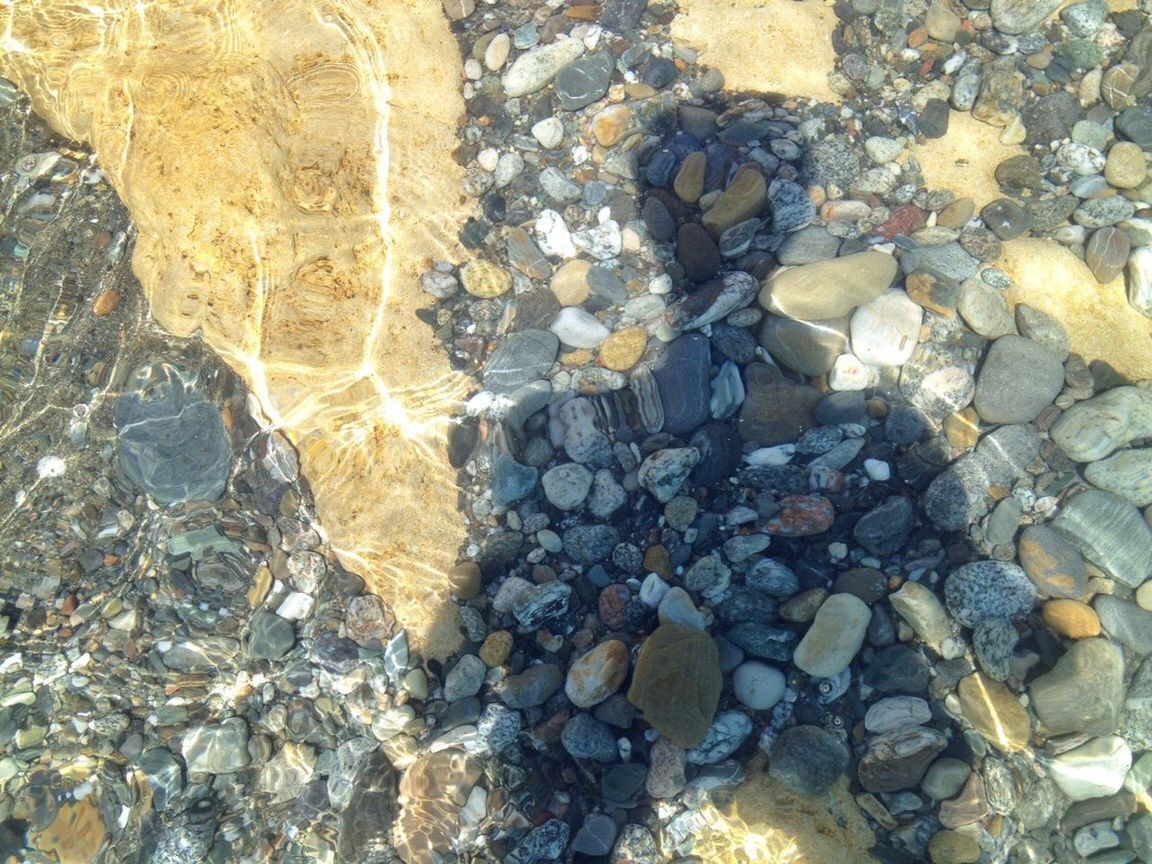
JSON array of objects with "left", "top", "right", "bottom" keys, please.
[
  {"left": 759, "top": 251, "right": 898, "bottom": 321},
  {"left": 792, "top": 592, "right": 870, "bottom": 679},
  {"left": 1042, "top": 599, "right": 1101, "bottom": 639},
  {"left": 701, "top": 167, "right": 766, "bottom": 238},
  {"left": 590, "top": 104, "right": 633, "bottom": 147},
  {"left": 550, "top": 259, "right": 592, "bottom": 306},
  {"left": 599, "top": 326, "right": 647, "bottom": 372},
  {"left": 566, "top": 639, "right": 629, "bottom": 708},
  {"left": 461, "top": 259, "right": 512, "bottom": 298}
]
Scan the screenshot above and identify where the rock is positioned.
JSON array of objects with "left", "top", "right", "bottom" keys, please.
[
  {"left": 776, "top": 226, "right": 840, "bottom": 265},
  {"left": 890, "top": 581, "right": 953, "bottom": 653},
  {"left": 1095, "top": 596, "right": 1152, "bottom": 654},
  {"left": 849, "top": 290, "right": 922, "bottom": 367},
  {"left": 562, "top": 713, "right": 619, "bottom": 762},
  {"left": 665, "top": 271, "right": 758, "bottom": 331},
  {"left": 957, "top": 673, "right": 1030, "bottom": 753},
  {"left": 1024, "top": 90, "right": 1085, "bottom": 147},
  {"left": 1084, "top": 449, "right": 1152, "bottom": 506},
  {"left": 627, "top": 624, "right": 722, "bottom": 747},
  {"left": 1017, "top": 525, "right": 1089, "bottom": 599},
  {"left": 590, "top": 104, "right": 633, "bottom": 148},
  {"left": 491, "top": 455, "right": 538, "bottom": 509},
  {"left": 114, "top": 366, "right": 231, "bottom": 505},
  {"left": 858, "top": 726, "right": 947, "bottom": 793},
  {"left": 1052, "top": 490, "right": 1152, "bottom": 588},
  {"left": 483, "top": 329, "right": 559, "bottom": 394},
  {"left": 792, "top": 593, "right": 870, "bottom": 679},
  {"left": 768, "top": 177, "right": 815, "bottom": 234},
  {"left": 638, "top": 448, "right": 699, "bottom": 505},
  {"left": 1049, "top": 736, "right": 1132, "bottom": 802},
  {"left": 853, "top": 496, "right": 915, "bottom": 556},
  {"left": 924, "top": 425, "right": 1040, "bottom": 529},
  {"left": 599, "top": 327, "right": 647, "bottom": 372},
  {"left": 758, "top": 315, "right": 848, "bottom": 376},
  {"left": 737, "top": 363, "right": 820, "bottom": 445},
  {"left": 769, "top": 725, "right": 851, "bottom": 796},
  {"left": 562, "top": 524, "right": 619, "bottom": 566},
  {"left": 497, "top": 664, "right": 564, "bottom": 708},
  {"left": 905, "top": 270, "right": 959, "bottom": 317},
  {"left": 973, "top": 336, "right": 1064, "bottom": 424},
  {"left": 990, "top": 0, "right": 1059, "bottom": 34},
  {"left": 865, "top": 696, "right": 932, "bottom": 734},
  {"left": 247, "top": 612, "right": 295, "bottom": 660},
  {"left": 550, "top": 307, "right": 609, "bottom": 349},
  {"left": 181, "top": 717, "right": 250, "bottom": 774},
  {"left": 1105, "top": 141, "right": 1147, "bottom": 189},
  {"left": 929, "top": 831, "right": 980, "bottom": 864},
  {"left": 1117, "top": 106, "right": 1152, "bottom": 149},
  {"left": 541, "top": 463, "right": 593, "bottom": 510},
  {"left": 732, "top": 661, "right": 786, "bottom": 710},
  {"left": 863, "top": 644, "right": 930, "bottom": 695},
  {"left": 1050, "top": 386, "right": 1152, "bottom": 462},
  {"left": 957, "top": 279, "right": 1014, "bottom": 338},
  {"left": 644, "top": 738, "right": 687, "bottom": 799},
  {"left": 763, "top": 495, "right": 835, "bottom": 537},
  {"left": 981, "top": 198, "right": 1032, "bottom": 241},
  {"left": 1014, "top": 304, "right": 1069, "bottom": 357},
  {"left": 899, "top": 242, "right": 979, "bottom": 283},
  {"left": 1030, "top": 638, "right": 1124, "bottom": 735},
  {"left": 760, "top": 251, "right": 897, "bottom": 320},
  {"left": 702, "top": 168, "right": 766, "bottom": 238},
  {"left": 461, "top": 259, "right": 512, "bottom": 297},
  {"left": 672, "top": 151, "right": 706, "bottom": 204},
  {"left": 555, "top": 53, "right": 612, "bottom": 111},
  {"left": 1129, "top": 246, "right": 1152, "bottom": 318},
  {"left": 923, "top": 758, "right": 972, "bottom": 801},
  {"left": 686, "top": 710, "right": 753, "bottom": 765},
  {"left": 972, "top": 58, "right": 1025, "bottom": 127},
  {"left": 1042, "top": 599, "right": 1101, "bottom": 639},
  {"left": 651, "top": 332, "right": 711, "bottom": 435},
  {"left": 502, "top": 38, "right": 586, "bottom": 97},
  {"left": 676, "top": 223, "right": 722, "bottom": 282},
  {"left": 945, "top": 561, "right": 1035, "bottom": 627},
  {"left": 600, "top": 0, "right": 647, "bottom": 30},
  {"left": 572, "top": 814, "right": 618, "bottom": 856},
  {"left": 996, "top": 155, "right": 1043, "bottom": 191}
]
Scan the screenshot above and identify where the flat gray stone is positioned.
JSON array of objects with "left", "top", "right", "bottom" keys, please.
[
  {"left": 1052, "top": 490, "right": 1152, "bottom": 588},
  {"left": 1031, "top": 640, "right": 1125, "bottom": 739},
  {"left": 483, "top": 329, "right": 560, "bottom": 394},
  {"left": 974, "top": 335, "right": 1065, "bottom": 423},
  {"left": 1095, "top": 596, "right": 1152, "bottom": 654}
]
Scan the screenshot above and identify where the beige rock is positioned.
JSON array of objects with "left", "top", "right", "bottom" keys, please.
[
  {"left": 928, "top": 830, "right": 981, "bottom": 864},
  {"left": 957, "top": 673, "right": 1031, "bottom": 753},
  {"left": 1138, "top": 579, "right": 1152, "bottom": 611},
  {"left": 1105, "top": 141, "right": 1148, "bottom": 189},
  {"left": 673, "top": 151, "right": 707, "bottom": 204},
  {"left": 701, "top": 167, "right": 766, "bottom": 238},
  {"left": 565, "top": 639, "right": 629, "bottom": 708},
  {"left": 792, "top": 593, "right": 870, "bottom": 678},
  {"left": 478, "top": 630, "right": 513, "bottom": 667},
  {"left": 461, "top": 259, "right": 512, "bottom": 298},
  {"left": 0, "top": 0, "right": 475, "bottom": 660},
  {"left": 25, "top": 799, "right": 107, "bottom": 864},
  {"left": 627, "top": 624, "right": 722, "bottom": 747},
  {"left": 760, "top": 251, "right": 898, "bottom": 320},
  {"left": 550, "top": 259, "right": 593, "bottom": 306},
  {"left": 890, "top": 581, "right": 953, "bottom": 653},
  {"left": 1042, "top": 599, "right": 1102, "bottom": 639},
  {"left": 599, "top": 327, "right": 647, "bottom": 372},
  {"left": 590, "top": 104, "right": 634, "bottom": 148}
]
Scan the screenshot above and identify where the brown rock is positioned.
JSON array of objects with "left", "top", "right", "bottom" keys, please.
[
  {"left": 943, "top": 407, "right": 980, "bottom": 450},
  {"left": 759, "top": 251, "right": 898, "bottom": 320},
  {"left": 737, "top": 363, "right": 820, "bottom": 445},
  {"left": 627, "top": 624, "right": 722, "bottom": 747},
  {"left": 905, "top": 270, "right": 958, "bottom": 317},
  {"left": 956, "top": 672, "right": 1030, "bottom": 752},
  {"left": 673, "top": 151, "right": 707, "bottom": 204},
  {"left": 479, "top": 630, "right": 513, "bottom": 667},
  {"left": 858, "top": 726, "right": 947, "bottom": 793},
  {"left": 566, "top": 639, "right": 629, "bottom": 708},
  {"left": 92, "top": 288, "right": 121, "bottom": 316},
  {"left": 590, "top": 104, "right": 633, "bottom": 147},
  {"left": 447, "top": 561, "right": 483, "bottom": 600},
  {"left": 701, "top": 166, "right": 766, "bottom": 238},
  {"left": 1101, "top": 63, "right": 1142, "bottom": 111},
  {"left": 550, "top": 259, "right": 592, "bottom": 306},
  {"left": 928, "top": 830, "right": 980, "bottom": 864},
  {"left": 938, "top": 772, "right": 989, "bottom": 829},
  {"left": 1042, "top": 599, "right": 1101, "bottom": 639},
  {"left": 937, "top": 197, "right": 975, "bottom": 230},
  {"left": 442, "top": 0, "right": 476, "bottom": 20},
  {"left": 1017, "top": 524, "right": 1089, "bottom": 599}
]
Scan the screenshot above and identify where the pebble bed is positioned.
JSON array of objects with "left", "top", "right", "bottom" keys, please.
[{"left": 3, "top": 1, "right": 1152, "bottom": 863}]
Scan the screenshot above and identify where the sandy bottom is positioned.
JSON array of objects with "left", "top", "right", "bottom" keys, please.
[
  {"left": 910, "top": 109, "right": 1028, "bottom": 210},
  {"left": 672, "top": 0, "right": 840, "bottom": 103}
]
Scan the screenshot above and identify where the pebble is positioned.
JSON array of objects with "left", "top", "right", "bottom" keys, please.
[
  {"left": 890, "top": 581, "right": 953, "bottom": 653},
  {"left": 531, "top": 117, "right": 564, "bottom": 149},
  {"left": 922, "top": 758, "right": 972, "bottom": 801},
  {"left": 247, "top": 611, "right": 296, "bottom": 660},
  {"left": 899, "top": 243, "right": 979, "bottom": 283},
  {"left": 1050, "top": 386, "right": 1152, "bottom": 462},
  {"left": 928, "top": 831, "right": 980, "bottom": 864},
  {"left": 502, "top": 38, "right": 586, "bottom": 97},
  {"left": 1030, "top": 638, "right": 1125, "bottom": 736},
  {"left": 638, "top": 448, "right": 700, "bottom": 504},
  {"left": 944, "top": 561, "right": 1035, "bottom": 627},
  {"left": 550, "top": 307, "right": 610, "bottom": 348},
  {"left": 957, "top": 672, "right": 1031, "bottom": 753},
  {"left": 541, "top": 463, "right": 593, "bottom": 510},
  {"left": 758, "top": 314, "right": 847, "bottom": 376},
  {"left": 849, "top": 290, "right": 922, "bottom": 367},
  {"left": 702, "top": 168, "right": 767, "bottom": 238},
  {"left": 561, "top": 713, "right": 619, "bottom": 762},
  {"left": 973, "top": 336, "right": 1065, "bottom": 424},
  {"left": 181, "top": 718, "right": 250, "bottom": 774},
  {"left": 763, "top": 494, "right": 835, "bottom": 537},
  {"left": 555, "top": 53, "right": 613, "bottom": 111},
  {"left": 858, "top": 726, "right": 947, "bottom": 793},
  {"left": 461, "top": 259, "right": 512, "bottom": 297},
  {"left": 1105, "top": 141, "right": 1147, "bottom": 189},
  {"left": 626, "top": 624, "right": 722, "bottom": 747},
  {"left": 792, "top": 593, "right": 870, "bottom": 678},
  {"left": 1049, "top": 736, "right": 1132, "bottom": 802},
  {"left": 956, "top": 279, "right": 1014, "bottom": 338},
  {"left": 853, "top": 496, "right": 915, "bottom": 556},
  {"left": 1052, "top": 490, "right": 1152, "bottom": 589},
  {"left": 483, "top": 329, "right": 559, "bottom": 394},
  {"left": 1129, "top": 246, "right": 1152, "bottom": 318},
  {"left": 1084, "top": 449, "right": 1152, "bottom": 506},
  {"left": 1017, "top": 525, "right": 1089, "bottom": 599},
  {"left": 769, "top": 725, "right": 851, "bottom": 796},
  {"left": 864, "top": 696, "right": 932, "bottom": 735},
  {"left": 761, "top": 251, "right": 898, "bottom": 320},
  {"left": 732, "top": 661, "right": 786, "bottom": 710},
  {"left": 1094, "top": 596, "right": 1152, "bottom": 654}
]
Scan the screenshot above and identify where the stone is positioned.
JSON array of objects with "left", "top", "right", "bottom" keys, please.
[
  {"left": 541, "top": 463, "right": 593, "bottom": 510},
  {"left": 922, "top": 758, "right": 972, "bottom": 801},
  {"left": 550, "top": 307, "right": 609, "bottom": 349},
  {"left": 1095, "top": 596, "right": 1152, "bottom": 654},
  {"left": 890, "top": 581, "right": 953, "bottom": 653},
  {"left": 1084, "top": 449, "right": 1152, "bottom": 506},
  {"left": 763, "top": 495, "right": 835, "bottom": 537},
  {"left": 496, "top": 664, "right": 564, "bottom": 709},
  {"left": 776, "top": 226, "right": 840, "bottom": 265},
  {"left": 929, "top": 831, "right": 980, "bottom": 864},
  {"left": 926, "top": 3, "right": 962, "bottom": 42},
  {"left": 672, "top": 151, "right": 706, "bottom": 204},
  {"left": 758, "top": 314, "right": 848, "bottom": 376},
  {"left": 442, "top": 0, "right": 475, "bottom": 19},
  {"left": 1074, "top": 196, "right": 1137, "bottom": 230},
  {"left": 626, "top": 624, "right": 723, "bottom": 747},
  {"left": 1052, "top": 490, "right": 1152, "bottom": 588},
  {"left": 1130, "top": 246, "right": 1152, "bottom": 318},
  {"left": 1117, "top": 106, "right": 1152, "bottom": 150},
  {"left": 483, "top": 329, "right": 559, "bottom": 394},
  {"left": 645, "top": 738, "right": 687, "bottom": 799},
  {"left": 702, "top": 168, "right": 766, "bottom": 239},
  {"left": 651, "top": 332, "right": 711, "bottom": 435},
  {"left": 981, "top": 198, "right": 1032, "bottom": 241},
  {"left": 937, "top": 771, "right": 989, "bottom": 829},
  {"left": 864, "top": 696, "right": 932, "bottom": 735},
  {"left": 957, "top": 279, "right": 1014, "bottom": 338},
  {"left": 769, "top": 725, "right": 851, "bottom": 796},
  {"left": 972, "top": 59, "right": 1025, "bottom": 127},
  {"left": 599, "top": 327, "right": 646, "bottom": 372},
  {"left": 905, "top": 270, "right": 959, "bottom": 317},
  {"left": 461, "top": 259, "right": 512, "bottom": 297},
  {"left": 760, "top": 251, "right": 897, "bottom": 320},
  {"left": 849, "top": 290, "right": 922, "bottom": 367},
  {"left": 945, "top": 561, "right": 1035, "bottom": 627},
  {"left": 1014, "top": 304, "right": 1069, "bottom": 357},
  {"left": 768, "top": 177, "right": 815, "bottom": 234},
  {"left": 858, "top": 726, "right": 947, "bottom": 793},
  {"left": 114, "top": 366, "right": 231, "bottom": 505},
  {"left": 1105, "top": 141, "right": 1147, "bottom": 189},
  {"left": 600, "top": 0, "right": 647, "bottom": 30},
  {"left": 792, "top": 593, "right": 870, "bottom": 679},
  {"left": 554, "top": 53, "right": 612, "bottom": 111},
  {"left": 924, "top": 425, "right": 1040, "bottom": 529},
  {"left": 957, "top": 673, "right": 1030, "bottom": 753},
  {"left": 1017, "top": 525, "right": 1088, "bottom": 599},
  {"left": 590, "top": 104, "right": 633, "bottom": 148},
  {"left": 738, "top": 363, "right": 820, "bottom": 445},
  {"left": 1030, "top": 638, "right": 1124, "bottom": 736},
  {"left": 1049, "top": 736, "right": 1132, "bottom": 802},
  {"left": 996, "top": 155, "right": 1044, "bottom": 191},
  {"left": 973, "top": 618, "right": 1017, "bottom": 681},
  {"left": 853, "top": 496, "right": 915, "bottom": 557},
  {"left": 732, "top": 661, "right": 786, "bottom": 710},
  {"left": 685, "top": 710, "right": 753, "bottom": 765},
  {"left": 973, "top": 336, "right": 1064, "bottom": 424},
  {"left": 181, "top": 717, "right": 250, "bottom": 774},
  {"left": 573, "top": 814, "right": 618, "bottom": 856},
  {"left": 1051, "top": 387, "right": 1152, "bottom": 462},
  {"left": 1084, "top": 227, "right": 1131, "bottom": 285},
  {"left": 562, "top": 713, "right": 619, "bottom": 762},
  {"left": 665, "top": 271, "right": 758, "bottom": 331},
  {"left": 1025, "top": 91, "right": 1085, "bottom": 147},
  {"left": 502, "top": 38, "right": 586, "bottom": 97},
  {"left": 562, "top": 525, "right": 619, "bottom": 566},
  {"left": 676, "top": 222, "right": 722, "bottom": 282},
  {"left": 247, "top": 611, "right": 295, "bottom": 660}
]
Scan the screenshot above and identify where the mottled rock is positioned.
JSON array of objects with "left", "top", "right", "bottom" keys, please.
[
  {"left": 858, "top": 726, "right": 947, "bottom": 793},
  {"left": 1017, "top": 525, "right": 1089, "bottom": 599},
  {"left": 945, "top": 561, "right": 1035, "bottom": 627},
  {"left": 769, "top": 725, "right": 851, "bottom": 796},
  {"left": 627, "top": 624, "right": 723, "bottom": 747}
]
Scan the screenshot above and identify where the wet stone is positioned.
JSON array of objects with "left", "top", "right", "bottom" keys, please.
[
  {"left": 1074, "top": 196, "right": 1136, "bottom": 230},
  {"left": 1031, "top": 638, "right": 1124, "bottom": 735},
  {"left": 858, "top": 726, "right": 947, "bottom": 793},
  {"left": 651, "top": 332, "right": 713, "bottom": 435},
  {"left": 768, "top": 177, "right": 815, "bottom": 234},
  {"left": 957, "top": 279, "right": 1014, "bottom": 338},
  {"left": 1117, "top": 106, "right": 1152, "bottom": 149},
  {"left": 555, "top": 53, "right": 613, "bottom": 111},
  {"left": 600, "top": 0, "right": 647, "bottom": 30},
  {"left": 247, "top": 612, "right": 295, "bottom": 660},
  {"left": 1083, "top": 449, "right": 1152, "bottom": 506},
  {"left": 899, "top": 242, "right": 979, "bottom": 283},
  {"left": 626, "top": 624, "right": 722, "bottom": 747},
  {"left": 768, "top": 725, "right": 850, "bottom": 796},
  {"left": 1095, "top": 596, "right": 1152, "bottom": 654},
  {"left": 758, "top": 314, "right": 848, "bottom": 376},
  {"left": 562, "top": 713, "right": 618, "bottom": 762},
  {"left": 1085, "top": 227, "right": 1131, "bottom": 284},
  {"left": 776, "top": 226, "right": 841, "bottom": 265},
  {"left": 945, "top": 561, "right": 1035, "bottom": 627},
  {"left": 974, "top": 335, "right": 1065, "bottom": 424},
  {"left": 996, "top": 155, "right": 1044, "bottom": 191},
  {"left": 980, "top": 198, "right": 1032, "bottom": 241},
  {"left": 562, "top": 525, "right": 620, "bottom": 566},
  {"left": 677, "top": 223, "right": 722, "bottom": 282},
  {"left": 181, "top": 717, "right": 250, "bottom": 774},
  {"left": 114, "top": 364, "right": 232, "bottom": 505},
  {"left": 483, "top": 329, "right": 559, "bottom": 394},
  {"left": 1018, "top": 524, "right": 1089, "bottom": 599},
  {"left": 1052, "top": 490, "right": 1152, "bottom": 588},
  {"left": 853, "top": 496, "right": 916, "bottom": 556}
]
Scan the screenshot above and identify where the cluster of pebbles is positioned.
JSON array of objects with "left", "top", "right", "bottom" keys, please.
[{"left": 3, "top": 1, "right": 1152, "bottom": 864}]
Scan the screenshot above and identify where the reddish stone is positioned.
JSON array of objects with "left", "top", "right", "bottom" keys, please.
[
  {"left": 875, "top": 204, "right": 927, "bottom": 240},
  {"left": 598, "top": 584, "right": 632, "bottom": 631},
  {"left": 764, "top": 495, "right": 836, "bottom": 537}
]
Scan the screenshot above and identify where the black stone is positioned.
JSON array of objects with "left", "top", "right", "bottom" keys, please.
[
  {"left": 651, "top": 332, "right": 711, "bottom": 435},
  {"left": 600, "top": 0, "right": 647, "bottom": 30},
  {"left": 919, "top": 98, "right": 951, "bottom": 138}
]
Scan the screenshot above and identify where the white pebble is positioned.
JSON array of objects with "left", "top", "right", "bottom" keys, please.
[
  {"left": 276, "top": 592, "right": 315, "bottom": 621},
  {"left": 550, "top": 307, "right": 609, "bottom": 348},
  {"left": 36, "top": 455, "right": 67, "bottom": 479},
  {"left": 863, "top": 458, "right": 891, "bottom": 482},
  {"left": 477, "top": 147, "right": 499, "bottom": 172},
  {"left": 484, "top": 33, "right": 511, "bottom": 71},
  {"left": 733, "top": 662, "right": 786, "bottom": 710},
  {"left": 531, "top": 117, "right": 564, "bottom": 149},
  {"left": 743, "top": 444, "right": 795, "bottom": 467},
  {"left": 639, "top": 573, "right": 670, "bottom": 609},
  {"left": 463, "top": 58, "right": 483, "bottom": 81}
]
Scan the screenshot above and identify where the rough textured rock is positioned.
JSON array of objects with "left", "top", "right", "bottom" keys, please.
[
  {"left": 627, "top": 624, "right": 723, "bottom": 747},
  {"left": 0, "top": 0, "right": 475, "bottom": 659},
  {"left": 1052, "top": 490, "right": 1152, "bottom": 588}
]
